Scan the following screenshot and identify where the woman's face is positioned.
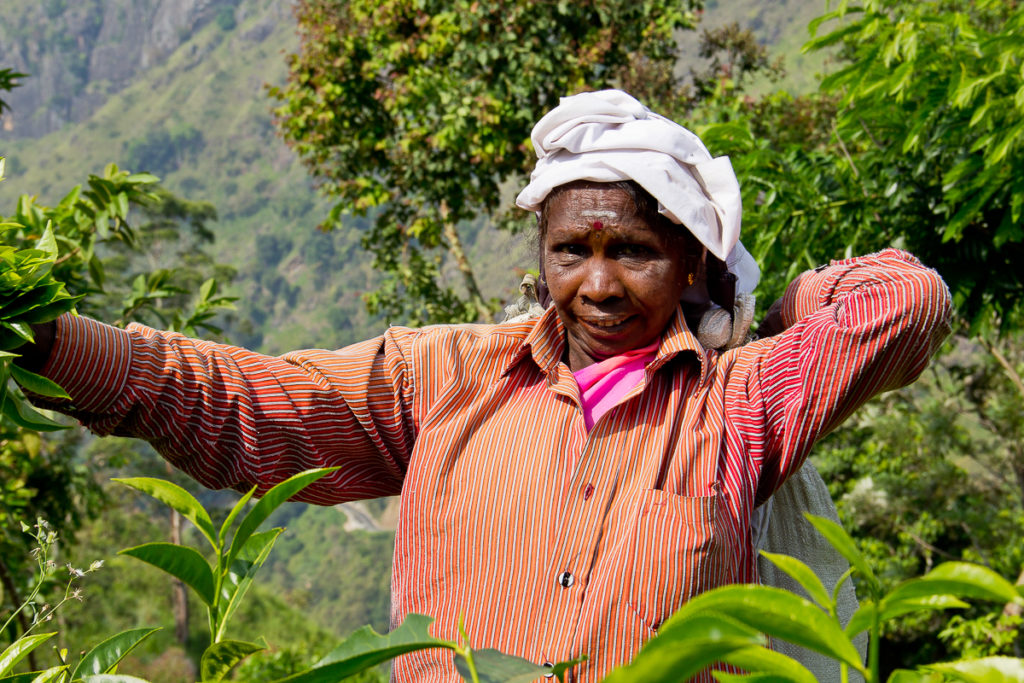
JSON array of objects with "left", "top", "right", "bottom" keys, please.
[{"left": 542, "top": 183, "right": 688, "bottom": 372}]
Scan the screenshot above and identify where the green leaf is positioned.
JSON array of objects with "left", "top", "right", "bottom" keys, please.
[
  {"left": 218, "top": 486, "right": 255, "bottom": 547},
  {"left": 10, "top": 365, "right": 70, "bottom": 399},
  {"left": 803, "top": 514, "right": 880, "bottom": 598},
  {"left": 846, "top": 595, "right": 969, "bottom": 637},
  {"left": 200, "top": 639, "right": 264, "bottom": 682},
  {"left": 79, "top": 676, "right": 153, "bottom": 682},
  {"left": 712, "top": 673, "right": 799, "bottom": 683},
  {"left": 119, "top": 542, "right": 215, "bottom": 606},
  {"left": 18, "top": 296, "right": 81, "bottom": 325},
  {"left": 0, "top": 284, "right": 62, "bottom": 319},
  {"left": 886, "top": 563, "right": 1024, "bottom": 606},
  {"left": 271, "top": 613, "right": 453, "bottom": 682},
  {"left": 29, "top": 665, "right": 67, "bottom": 683},
  {"left": 124, "top": 173, "right": 159, "bottom": 184},
  {"left": 87, "top": 254, "right": 105, "bottom": 290},
  {"left": 887, "top": 669, "right": 945, "bottom": 683},
  {"left": 454, "top": 649, "right": 549, "bottom": 683},
  {"left": 198, "top": 278, "right": 215, "bottom": 303},
  {"left": 1, "top": 394, "right": 66, "bottom": 431},
  {"left": 33, "top": 224, "right": 57, "bottom": 260},
  {"left": 721, "top": 645, "right": 818, "bottom": 683},
  {"left": 215, "top": 529, "right": 283, "bottom": 642},
  {"left": 226, "top": 468, "right": 338, "bottom": 568},
  {"left": 113, "top": 192, "right": 129, "bottom": 219},
  {"left": 661, "top": 584, "right": 865, "bottom": 673},
  {"left": 603, "top": 612, "right": 761, "bottom": 683},
  {"left": 759, "top": 551, "right": 832, "bottom": 609},
  {"left": 2, "top": 321, "right": 34, "bottom": 345},
  {"left": 548, "top": 657, "right": 587, "bottom": 681},
  {"left": 71, "top": 627, "right": 160, "bottom": 680},
  {"left": 0, "top": 673, "right": 40, "bottom": 683},
  {"left": 0, "top": 633, "right": 56, "bottom": 676},
  {"left": 924, "top": 657, "right": 1024, "bottom": 682},
  {"left": 113, "top": 478, "right": 217, "bottom": 550}
]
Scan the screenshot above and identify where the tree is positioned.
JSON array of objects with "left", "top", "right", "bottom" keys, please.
[
  {"left": 271, "top": 0, "right": 700, "bottom": 325},
  {"left": 0, "top": 68, "right": 26, "bottom": 119},
  {"left": 1, "top": 156, "right": 235, "bottom": 652},
  {"left": 802, "top": 0, "right": 1023, "bottom": 335},
  {"left": 686, "top": 0, "right": 1024, "bottom": 667}
]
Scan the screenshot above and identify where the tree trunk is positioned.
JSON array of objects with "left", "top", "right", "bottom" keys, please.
[
  {"left": 169, "top": 508, "right": 189, "bottom": 645},
  {"left": 439, "top": 201, "right": 491, "bottom": 322},
  {"left": 165, "top": 463, "right": 190, "bottom": 648},
  {"left": 0, "top": 558, "right": 38, "bottom": 670},
  {"left": 983, "top": 336, "right": 1024, "bottom": 655}
]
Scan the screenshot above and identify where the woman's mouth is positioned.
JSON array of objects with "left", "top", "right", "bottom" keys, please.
[{"left": 579, "top": 315, "right": 634, "bottom": 332}]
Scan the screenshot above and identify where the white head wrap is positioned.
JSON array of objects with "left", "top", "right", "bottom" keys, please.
[{"left": 515, "top": 89, "right": 759, "bottom": 295}]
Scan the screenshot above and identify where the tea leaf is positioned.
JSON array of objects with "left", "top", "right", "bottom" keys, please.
[
  {"left": 924, "top": 656, "right": 1024, "bottom": 682},
  {"left": 119, "top": 542, "right": 215, "bottom": 606},
  {"left": 662, "top": 584, "right": 865, "bottom": 673},
  {"left": 200, "top": 639, "right": 264, "bottom": 682},
  {"left": 886, "top": 563, "right": 1024, "bottom": 606},
  {"left": 0, "top": 633, "right": 56, "bottom": 677},
  {"left": 454, "top": 649, "right": 549, "bottom": 683},
  {"left": 272, "top": 613, "right": 453, "bottom": 682},
  {"left": 215, "top": 529, "right": 282, "bottom": 642},
  {"left": 759, "top": 551, "right": 832, "bottom": 609},
  {"left": 71, "top": 627, "right": 160, "bottom": 679},
  {"left": 10, "top": 365, "right": 70, "bottom": 399},
  {"left": 113, "top": 478, "right": 217, "bottom": 550},
  {"left": 226, "top": 468, "right": 338, "bottom": 569}
]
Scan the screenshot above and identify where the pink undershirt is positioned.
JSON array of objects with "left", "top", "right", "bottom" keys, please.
[{"left": 572, "top": 340, "right": 660, "bottom": 431}]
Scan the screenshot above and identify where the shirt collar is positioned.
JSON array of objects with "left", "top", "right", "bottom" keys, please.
[
  {"left": 504, "top": 304, "right": 709, "bottom": 383},
  {"left": 648, "top": 304, "right": 709, "bottom": 383},
  {"left": 504, "top": 305, "right": 566, "bottom": 378}
]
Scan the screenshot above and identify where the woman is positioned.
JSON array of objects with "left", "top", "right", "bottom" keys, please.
[{"left": 21, "top": 90, "right": 951, "bottom": 681}]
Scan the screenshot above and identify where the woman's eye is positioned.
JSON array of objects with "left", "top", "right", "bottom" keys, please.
[
  {"left": 617, "top": 244, "right": 652, "bottom": 258},
  {"left": 555, "top": 244, "right": 587, "bottom": 257}
]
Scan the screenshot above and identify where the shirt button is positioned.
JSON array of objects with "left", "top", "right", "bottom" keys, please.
[
  {"left": 557, "top": 571, "right": 574, "bottom": 588},
  {"left": 542, "top": 662, "right": 555, "bottom": 679}
]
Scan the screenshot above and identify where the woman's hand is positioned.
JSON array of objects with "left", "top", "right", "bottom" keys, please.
[
  {"left": 13, "top": 321, "right": 56, "bottom": 372},
  {"left": 756, "top": 297, "right": 787, "bottom": 338}
]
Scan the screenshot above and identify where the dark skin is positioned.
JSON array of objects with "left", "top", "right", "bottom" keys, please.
[
  {"left": 542, "top": 183, "right": 689, "bottom": 372},
  {"left": 14, "top": 321, "right": 55, "bottom": 373}
]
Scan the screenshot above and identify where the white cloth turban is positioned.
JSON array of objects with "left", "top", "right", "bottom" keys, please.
[{"left": 516, "top": 89, "right": 759, "bottom": 295}]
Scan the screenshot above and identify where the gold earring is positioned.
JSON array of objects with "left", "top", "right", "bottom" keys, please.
[{"left": 687, "top": 272, "right": 695, "bottom": 286}]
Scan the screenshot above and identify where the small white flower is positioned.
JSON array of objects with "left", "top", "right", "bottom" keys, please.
[
  {"left": 66, "top": 563, "right": 85, "bottom": 578},
  {"left": 88, "top": 560, "right": 105, "bottom": 572},
  {"left": 72, "top": 588, "right": 84, "bottom": 602}
]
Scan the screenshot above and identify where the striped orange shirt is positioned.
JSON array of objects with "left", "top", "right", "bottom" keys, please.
[{"left": 38, "top": 249, "right": 950, "bottom": 681}]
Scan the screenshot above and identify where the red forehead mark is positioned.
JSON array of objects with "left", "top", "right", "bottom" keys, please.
[{"left": 592, "top": 220, "right": 603, "bottom": 231}]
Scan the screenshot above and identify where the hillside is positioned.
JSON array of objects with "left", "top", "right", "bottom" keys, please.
[
  {"left": 1, "top": 0, "right": 828, "bottom": 352},
  {"left": 1, "top": 0, "right": 832, "bottom": 661}
]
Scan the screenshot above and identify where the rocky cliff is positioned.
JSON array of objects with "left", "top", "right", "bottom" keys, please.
[{"left": 0, "top": 0, "right": 285, "bottom": 138}]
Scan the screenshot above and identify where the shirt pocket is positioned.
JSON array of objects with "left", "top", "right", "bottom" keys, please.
[{"left": 626, "top": 488, "right": 722, "bottom": 633}]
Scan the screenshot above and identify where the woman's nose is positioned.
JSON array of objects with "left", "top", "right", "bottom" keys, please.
[{"left": 578, "top": 259, "right": 624, "bottom": 302}]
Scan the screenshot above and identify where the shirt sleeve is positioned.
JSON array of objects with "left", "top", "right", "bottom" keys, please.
[
  {"left": 31, "top": 314, "right": 419, "bottom": 504},
  {"left": 740, "top": 248, "right": 952, "bottom": 503}
]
